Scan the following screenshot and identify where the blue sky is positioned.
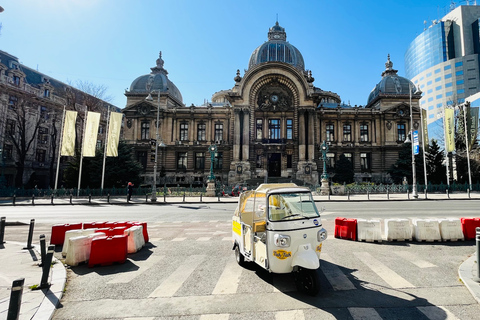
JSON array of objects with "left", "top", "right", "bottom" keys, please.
[{"left": 0, "top": 0, "right": 464, "bottom": 109}]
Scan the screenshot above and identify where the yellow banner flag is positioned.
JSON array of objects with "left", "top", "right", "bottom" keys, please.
[
  {"left": 60, "top": 110, "right": 78, "bottom": 156},
  {"left": 82, "top": 111, "right": 101, "bottom": 157},
  {"left": 106, "top": 112, "right": 123, "bottom": 157},
  {"left": 444, "top": 108, "right": 455, "bottom": 152}
]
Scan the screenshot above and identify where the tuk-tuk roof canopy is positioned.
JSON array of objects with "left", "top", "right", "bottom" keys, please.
[{"left": 254, "top": 183, "right": 310, "bottom": 195}]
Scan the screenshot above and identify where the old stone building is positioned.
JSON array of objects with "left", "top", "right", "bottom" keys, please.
[
  {"left": 0, "top": 50, "right": 116, "bottom": 188},
  {"left": 123, "top": 22, "right": 422, "bottom": 187}
]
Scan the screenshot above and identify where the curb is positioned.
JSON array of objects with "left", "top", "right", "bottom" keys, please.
[{"left": 459, "top": 254, "right": 480, "bottom": 304}]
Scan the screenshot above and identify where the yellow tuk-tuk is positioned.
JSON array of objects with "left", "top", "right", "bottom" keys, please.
[{"left": 232, "top": 183, "right": 327, "bottom": 295}]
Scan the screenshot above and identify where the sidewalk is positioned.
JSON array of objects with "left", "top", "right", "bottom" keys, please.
[{"left": 0, "top": 242, "right": 66, "bottom": 320}]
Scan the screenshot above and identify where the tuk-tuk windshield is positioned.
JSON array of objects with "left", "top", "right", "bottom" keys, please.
[{"left": 267, "top": 192, "right": 320, "bottom": 221}]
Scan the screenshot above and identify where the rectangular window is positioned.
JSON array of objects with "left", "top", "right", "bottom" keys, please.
[
  {"left": 343, "top": 124, "right": 351, "bottom": 141},
  {"left": 435, "top": 86, "right": 442, "bottom": 91},
  {"left": 37, "top": 127, "right": 48, "bottom": 144},
  {"left": 213, "top": 152, "right": 223, "bottom": 169},
  {"left": 35, "top": 149, "right": 46, "bottom": 163},
  {"left": 44, "top": 89, "right": 50, "bottom": 98},
  {"left": 141, "top": 122, "right": 150, "bottom": 140},
  {"left": 445, "top": 82, "right": 453, "bottom": 88},
  {"left": 96, "top": 140, "right": 102, "bottom": 150},
  {"left": 427, "top": 80, "right": 433, "bottom": 86},
  {"left": 180, "top": 122, "right": 189, "bottom": 141},
  {"left": 455, "top": 61, "right": 463, "bottom": 67},
  {"left": 427, "top": 89, "right": 433, "bottom": 94},
  {"left": 268, "top": 119, "right": 281, "bottom": 139},
  {"left": 435, "top": 68, "right": 441, "bottom": 74},
  {"left": 444, "top": 65, "right": 451, "bottom": 70},
  {"left": 458, "top": 98, "right": 465, "bottom": 104},
  {"left": 428, "top": 105, "right": 434, "bottom": 110},
  {"left": 343, "top": 153, "right": 353, "bottom": 168},
  {"left": 13, "top": 75, "right": 20, "bottom": 86},
  {"left": 457, "top": 79, "right": 464, "bottom": 85},
  {"left": 177, "top": 152, "right": 187, "bottom": 169},
  {"left": 287, "top": 154, "right": 292, "bottom": 168},
  {"left": 360, "top": 153, "right": 371, "bottom": 171},
  {"left": 8, "top": 96, "right": 17, "bottom": 110},
  {"left": 445, "top": 74, "right": 452, "bottom": 79},
  {"left": 456, "top": 70, "right": 464, "bottom": 76},
  {"left": 40, "top": 106, "right": 48, "bottom": 120},
  {"left": 436, "top": 94, "right": 443, "bottom": 99},
  {"left": 397, "top": 123, "right": 406, "bottom": 142},
  {"left": 360, "top": 124, "right": 368, "bottom": 142},
  {"left": 326, "top": 153, "right": 335, "bottom": 169},
  {"left": 256, "top": 119, "right": 263, "bottom": 140},
  {"left": 6, "top": 119, "right": 15, "bottom": 136},
  {"left": 195, "top": 152, "right": 205, "bottom": 170},
  {"left": 437, "top": 103, "right": 443, "bottom": 108},
  {"left": 197, "top": 123, "right": 206, "bottom": 141},
  {"left": 256, "top": 154, "right": 263, "bottom": 169},
  {"left": 457, "top": 89, "right": 465, "bottom": 94},
  {"left": 428, "top": 97, "right": 433, "bottom": 102},
  {"left": 446, "top": 91, "right": 453, "bottom": 97},
  {"left": 426, "top": 72, "right": 432, "bottom": 77},
  {"left": 98, "top": 125, "right": 104, "bottom": 134},
  {"left": 286, "top": 119, "right": 293, "bottom": 139},
  {"left": 3, "top": 144, "right": 13, "bottom": 160},
  {"left": 326, "top": 124, "right": 335, "bottom": 142},
  {"left": 435, "top": 77, "right": 441, "bottom": 82},
  {"left": 214, "top": 123, "right": 223, "bottom": 142}
]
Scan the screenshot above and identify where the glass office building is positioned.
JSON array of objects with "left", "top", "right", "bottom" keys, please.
[{"left": 405, "top": 5, "right": 480, "bottom": 131}]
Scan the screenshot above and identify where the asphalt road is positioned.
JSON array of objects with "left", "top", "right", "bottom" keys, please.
[{"left": 2, "top": 200, "right": 479, "bottom": 319}]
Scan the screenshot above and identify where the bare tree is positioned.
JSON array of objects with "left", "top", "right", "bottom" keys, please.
[{"left": 6, "top": 97, "right": 44, "bottom": 187}]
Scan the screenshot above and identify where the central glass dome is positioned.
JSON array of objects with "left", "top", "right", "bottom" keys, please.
[{"left": 248, "top": 22, "right": 305, "bottom": 71}]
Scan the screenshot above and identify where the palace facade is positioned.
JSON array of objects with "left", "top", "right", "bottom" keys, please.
[{"left": 123, "top": 22, "right": 422, "bottom": 187}]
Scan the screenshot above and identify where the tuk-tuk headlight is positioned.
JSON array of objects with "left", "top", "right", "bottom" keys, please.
[
  {"left": 274, "top": 234, "right": 291, "bottom": 247},
  {"left": 317, "top": 228, "right": 328, "bottom": 242}
]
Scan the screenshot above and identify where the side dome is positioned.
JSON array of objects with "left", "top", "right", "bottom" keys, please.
[
  {"left": 367, "top": 55, "right": 415, "bottom": 105},
  {"left": 129, "top": 52, "right": 183, "bottom": 103},
  {"left": 248, "top": 22, "right": 305, "bottom": 71}
]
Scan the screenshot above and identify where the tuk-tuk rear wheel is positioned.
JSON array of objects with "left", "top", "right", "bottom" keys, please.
[
  {"left": 294, "top": 267, "right": 319, "bottom": 296},
  {"left": 235, "top": 244, "right": 245, "bottom": 266}
]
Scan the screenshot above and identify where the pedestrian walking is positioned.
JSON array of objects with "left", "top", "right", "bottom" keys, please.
[{"left": 127, "top": 182, "right": 134, "bottom": 202}]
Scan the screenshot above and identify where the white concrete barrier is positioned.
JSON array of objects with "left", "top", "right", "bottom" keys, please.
[
  {"left": 124, "top": 225, "right": 145, "bottom": 253},
  {"left": 65, "top": 232, "right": 106, "bottom": 266},
  {"left": 62, "top": 229, "right": 83, "bottom": 257},
  {"left": 439, "top": 218, "right": 464, "bottom": 241},
  {"left": 413, "top": 219, "right": 441, "bottom": 242},
  {"left": 357, "top": 219, "right": 382, "bottom": 242},
  {"left": 385, "top": 219, "right": 412, "bottom": 241}
]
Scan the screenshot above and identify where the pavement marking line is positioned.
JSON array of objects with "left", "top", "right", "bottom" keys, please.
[
  {"left": 321, "top": 253, "right": 356, "bottom": 291},
  {"left": 348, "top": 307, "right": 383, "bottom": 320},
  {"left": 124, "top": 318, "right": 155, "bottom": 320},
  {"left": 354, "top": 252, "right": 415, "bottom": 288},
  {"left": 222, "top": 237, "right": 232, "bottom": 241},
  {"left": 148, "top": 255, "right": 206, "bottom": 298},
  {"left": 172, "top": 237, "right": 186, "bottom": 241},
  {"left": 149, "top": 237, "right": 162, "bottom": 242},
  {"left": 394, "top": 251, "right": 437, "bottom": 268},
  {"left": 197, "top": 237, "right": 211, "bottom": 241},
  {"left": 417, "top": 306, "right": 460, "bottom": 320},
  {"left": 107, "top": 256, "right": 164, "bottom": 284},
  {"left": 199, "top": 314, "right": 229, "bottom": 320},
  {"left": 212, "top": 259, "right": 243, "bottom": 294},
  {"left": 209, "top": 220, "right": 219, "bottom": 223},
  {"left": 275, "top": 310, "right": 305, "bottom": 320}
]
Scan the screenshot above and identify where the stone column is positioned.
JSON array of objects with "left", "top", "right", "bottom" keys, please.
[
  {"left": 233, "top": 110, "right": 241, "bottom": 161},
  {"left": 242, "top": 110, "right": 250, "bottom": 161},
  {"left": 298, "top": 110, "right": 305, "bottom": 161}
]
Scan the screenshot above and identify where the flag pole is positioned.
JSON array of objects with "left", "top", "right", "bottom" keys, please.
[
  {"left": 77, "top": 107, "right": 87, "bottom": 197},
  {"left": 101, "top": 106, "right": 110, "bottom": 193},
  {"left": 420, "top": 108, "right": 428, "bottom": 190},
  {"left": 54, "top": 106, "right": 66, "bottom": 192},
  {"left": 443, "top": 107, "right": 451, "bottom": 187},
  {"left": 463, "top": 102, "right": 473, "bottom": 190}
]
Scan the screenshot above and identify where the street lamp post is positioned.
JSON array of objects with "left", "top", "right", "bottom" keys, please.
[
  {"left": 409, "top": 83, "right": 418, "bottom": 199},
  {"left": 145, "top": 89, "right": 161, "bottom": 202},
  {"left": 320, "top": 141, "right": 329, "bottom": 195}
]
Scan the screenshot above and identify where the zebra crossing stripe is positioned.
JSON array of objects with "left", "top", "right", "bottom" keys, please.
[
  {"left": 354, "top": 252, "right": 415, "bottom": 288},
  {"left": 148, "top": 255, "right": 205, "bottom": 298},
  {"left": 107, "top": 256, "right": 164, "bottom": 284},
  {"left": 212, "top": 259, "right": 243, "bottom": 294},
  {"left": 197, "top": 237, "right": 211, "bottom": 241},
  {"left": 172, "top": 237, "right": 186, "bottom": 241},
  {"left": 321, "top": 253, "right": 356, "bottom": 291},
  {"left": 199, "top": 314, "right": 229, "bottom": 320},
  {"left": 417, "top": 306, "right": 460, "bottom": 320},
  {"left": 124, "top": 317, "right": 155, "bottom": 320},
  {"left": 394, "top": 251, "right": 437, "bottom": 268},
  {"left": 348, "top": 307, "right": 382, "bottom": 320},
  {"left": 275, "top": 310, "right": 305, "bottom": 320},
  {"left": 222, "top": 237, "right": 232, "bottom": 241}
]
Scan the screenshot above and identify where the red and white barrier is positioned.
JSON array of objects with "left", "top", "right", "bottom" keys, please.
[
  {"left": 439, "top": 218, "right": 464, "bottom": 241},
  {"left": 385, "top": 219, "right": 412, "bottom": 241},
  {"left": 356, "top": 219, "right": 382, "bottom": 242}
]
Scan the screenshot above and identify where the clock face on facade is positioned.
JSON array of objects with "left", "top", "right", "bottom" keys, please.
[{"left": 270, "top": 95, "right": 279, "bottom": 103}]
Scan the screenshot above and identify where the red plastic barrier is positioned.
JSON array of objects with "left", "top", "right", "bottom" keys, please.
[
  {"left": 50, "top": 223, "right": 83, "bottom": 245},
  {"left": 104, "top": 221, "right": 127, "bottom": 228},
  {"left": 93, "top": 227, "right": 127, "bottom": 237},
  {"left": 334, "top": 217, "right": 357, "bottom": 241},
  {"left": 133, "top": 222, "right": 149, "bottom": 243},
  {"left": 83, "top": 222, "right": 106, "bottom": 229},
  {"left": 88, "top": 235, "right": 128, "bottom": 267},
  {"left": 461, "top": 217, "right": 480, "bottom": 240}
]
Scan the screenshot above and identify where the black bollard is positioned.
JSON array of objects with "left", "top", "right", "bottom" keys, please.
[
  {"left": 7, "top": 278, "right": 25, "bottom": 320},
  {"left": 0, "top": 217, "right": 6, "bottom": 245},
  {"left": 13, "top": 194, "right": 16, "bottom": 206},
  {"left": 468, "top": 189, "right": 471, "bottom": 199},
  {"left": 328, "top": 193, "right": 331, "bottom": 201},
  {"left": 146, "top": 194, "right": 148, "bottom": 203},
  {"left": 424, "top": 189, "right": 428, "bottom": 199},
  {"left": 446, "top": 189, "right": 450, "bottom": 199},
  {"left": 183, "top": 190, "right": 186, "bottom": 202},
  {"left": 164, "top": 192, "right": 166, "bottom": 203},
  {"left": 347, "top": 191, "right": 350, "bottom": 201},
  {"left": 32, "top": 194, "right": 35, "bottom": 205},
  {"left": 24, "top": 219, "right": 35, "bottom": 249},
  {"left": 107, "top": 193, "right": 110, "bottom": 204},
  {"left": 367, "top": 190, "right": 370, "bottom": 200},
  {"left": 407, "top": 190, "right": 410, "bottom": 200},
  {"left": 70, "top": 193, "right": 73, "bottom": 204},
  {"left": 89, "top": 194, "right": 92, "bottom": 203},
  {"left": 40, "top": 245, "right": 54, "bottom": 289},
  {"left": 39, "top": 234, "right": 46, "bottom": 266},
  {"left": 51, "top": 194, "right": 54, "bottom": 205},
  {"left": 387, "top": 190, "right": 389, "bottom": 200},
  {"left": 200, "top": 193, "right": 202, "bottom": 202}
]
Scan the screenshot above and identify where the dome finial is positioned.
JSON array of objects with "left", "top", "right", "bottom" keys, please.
[
  {"left": 151, "top": 51, "right": 168, "bottom": 75},
  {"left": 381, "top": 54, "right": 398, "bottom": 77},
  {"left": 156, "top": 51, "right": 164, "bottom": 69}
]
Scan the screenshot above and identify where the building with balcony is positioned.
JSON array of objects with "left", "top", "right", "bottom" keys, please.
[{"left": 123, "top": 22, "right": 421, "bottom": 187}]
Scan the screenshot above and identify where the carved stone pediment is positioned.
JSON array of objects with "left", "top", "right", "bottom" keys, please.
[{"left": 256, "top": 86, "right": 291, "bottom": 112}]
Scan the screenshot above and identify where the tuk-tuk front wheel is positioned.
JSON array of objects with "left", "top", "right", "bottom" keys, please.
[
  {"left": 294, "top": 267, "right": 319, "bottom": 296},
  {"left": 234, "top": 244, "right": 245, "bottom": 267}
]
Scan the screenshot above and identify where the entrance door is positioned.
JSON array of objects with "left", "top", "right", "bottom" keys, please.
[{"left": 268, "top": 153, "right": 281, "bottom": 177}]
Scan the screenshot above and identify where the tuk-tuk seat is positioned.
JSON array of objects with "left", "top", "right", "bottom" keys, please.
[{"left": 253, "top": 221, "right": 266, "bottom": 233}]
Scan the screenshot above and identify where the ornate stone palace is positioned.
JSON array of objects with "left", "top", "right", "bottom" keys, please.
[{"left": 123, "top": 22, "right": 422, "bottom": 187}]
